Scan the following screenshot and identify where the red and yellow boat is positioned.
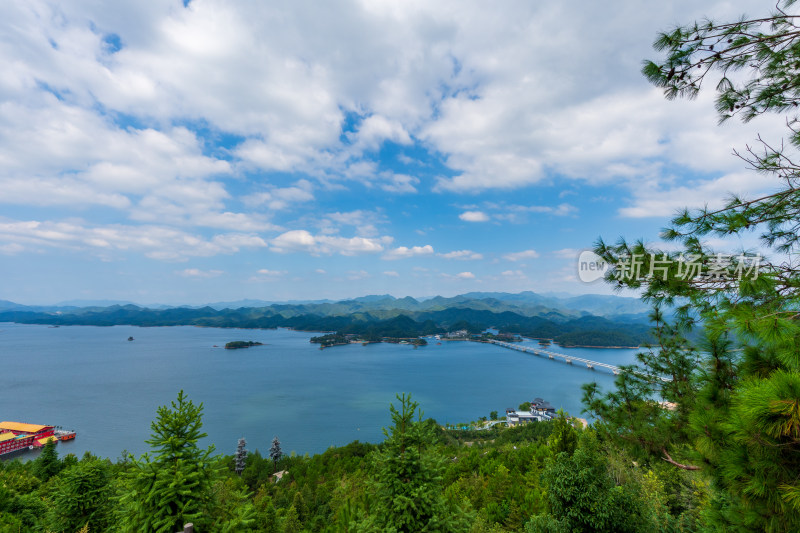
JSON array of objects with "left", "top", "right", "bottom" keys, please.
[{"left": 0, "top": 421, "right": 76, "bottom": 456}]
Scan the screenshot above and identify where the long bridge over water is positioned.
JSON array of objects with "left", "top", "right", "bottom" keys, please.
[{"left": 485, "top": 340, "right": 670, "bottom": 382}]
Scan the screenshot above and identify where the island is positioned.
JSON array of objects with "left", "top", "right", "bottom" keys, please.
[
  {"left": 224, "top": 340, "right": 264, "bottom": 349},
  {"left": 310, "top": 333, "right": 428, "bottom": 348}
]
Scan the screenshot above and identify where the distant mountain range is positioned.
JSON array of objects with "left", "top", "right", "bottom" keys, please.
[
  {"left": 0, "top": 292, "right": 655, "bottom": 348},
  {"left": 1, "top": 291, "right": 652, "bottom": 319}
]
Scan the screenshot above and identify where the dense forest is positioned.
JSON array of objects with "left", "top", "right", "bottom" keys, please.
[{"left": 0, "top": 391, "right": 703, "bottom": 532}]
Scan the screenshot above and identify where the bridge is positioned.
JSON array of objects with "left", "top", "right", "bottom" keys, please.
[{"left": 485, "top": 340, "right": 670, "bottom": 382}]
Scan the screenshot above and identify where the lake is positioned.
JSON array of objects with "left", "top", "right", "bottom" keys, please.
[{"left": 0, "top": 323, "right": 639, "bottom": 459}]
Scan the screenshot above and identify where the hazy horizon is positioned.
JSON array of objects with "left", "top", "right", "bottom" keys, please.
[{"left": 2, "top": 288, "right": 643, "bottom": 309}]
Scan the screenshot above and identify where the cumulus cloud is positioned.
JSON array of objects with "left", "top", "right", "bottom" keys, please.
[
  {"left": 459, "top": 211, "right": 490, "bottom": 222},
  {"left": 438, "top": 250, "right": 484, "bottom": 260},
  {"left": 0, "top": 218, "right": 267, "bottom": 261},
  {"left": 176, "top": 268, "right": 224, "bottom": 278},
  {"left": 256, "top": 269, "right": 287, "bottom": 276},
  {"left": 552, "top": 248, "right": 581, "bottom": 259},
  {"left": 249, "top": 268, "right": 288, "bottom": 281},
  {"left": 382, "top": 245, "right": 435, "bottom": 260},
  {"left": 317, "top": 210, "right": 387, "bottom": 237},
  {"left": 270, "top": 229, "right": 391, "bottom": 256},
  {"left": 619, "top": 171, "right": 774, "bottom": 218},
  {"left": 500, "top": 270, "right": 528, "bottom": 281},
  {"left": 503, "top": 249, "right": 540, "bottom": 261},
  {"left": 243, "top": 180, "right": 315, "bottom": 211},
  {"left": 0, "top": 0, "right": 783, "bottom": 274},
  {"left": 346, "top": 270, "right": 370, "bottom": 280}
]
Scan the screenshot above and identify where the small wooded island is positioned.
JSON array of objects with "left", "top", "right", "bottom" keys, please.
[{"left": 224, "top": 340, "right": 264, "bottom": 349}]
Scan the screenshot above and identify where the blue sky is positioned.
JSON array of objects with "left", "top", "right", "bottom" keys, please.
[{"left": 0, "top": 0, "right": 787, "bottom": 305}]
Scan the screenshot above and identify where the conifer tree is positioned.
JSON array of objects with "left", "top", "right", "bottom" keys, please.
[
  {"left": 235, "top": 437, "right": 247, "bottom": 475},
  {"left": 118, "top": 390, "right": 218, "bottom": 532},
  {"left": 529, "top": 435, "right": 647, "bottom": 533},
  {"left": 269, "top": 436, "right": 282, "bottom": 468},
  {"left": 358, "top": 393, "right": 470, "bottom": 532},
  {"left": 33, "top": 439, "right": 61, "bottom": 481},
  {"left": 49, "top": 459, "right": 112, "bottom": 532},
  {"left": 586, "top": 2, "right": 800, "bottom": 530}
]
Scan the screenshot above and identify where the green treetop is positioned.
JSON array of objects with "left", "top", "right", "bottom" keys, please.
[
  {"left": 118, "top": 390, "right": 218, "bottom": 533},
  {"left": 585, "top": 1, "right": 800, "bottom": 531},
  {"left": 357, "top": 393, "right": 471, "bottom": 532}
]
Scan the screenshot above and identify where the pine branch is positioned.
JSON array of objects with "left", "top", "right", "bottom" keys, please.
[{"left": 661, "top": 447, "right": 702, "bottom": 470}]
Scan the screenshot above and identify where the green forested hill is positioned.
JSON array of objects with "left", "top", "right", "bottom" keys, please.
[{"left": 0, "top": 303, "right": 652, "bottom": 347}]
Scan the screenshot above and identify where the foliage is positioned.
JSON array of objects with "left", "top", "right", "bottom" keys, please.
[
  {"left": 0, "top": 398, "right": 711, "bottom": 532},
  {"left": 357, "top": 393, "right": 472, "bottom": 532},
  {"left": 0, "top": 305, "right": 653, "bottom": 347},
  {"left": 235, "top": 437, "right": 247, "bottom": 475},
  {"left": 33, "top": 440, "right": 62, "bottom": 481},
  {"left": 546, "top": 411, "right": 578, "bottom": 457},
  {"left": 225, "top": 340, "right": 263, "bottom": 349},
  {"left": 117, "top": 390, "right": 218, "bottom": 532},
  {"left": 49, "top": 459, "right": 112, "bottom": 532},
  {"left": 269, "top": 436, "right": 283, "bottom": 467},
  {"left": 529, "top": 435, "right": 648, "bottom": 533},
  {"left": 586, "top": 2, "right": 800, "bottom": 530}
]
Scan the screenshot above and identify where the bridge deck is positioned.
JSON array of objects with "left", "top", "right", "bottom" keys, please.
[{"left": 485, "top": 340, "right": 669, "bottom": 381}]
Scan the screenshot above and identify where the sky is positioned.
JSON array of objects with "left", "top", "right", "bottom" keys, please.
[{"left": 0, "top": 0, "right": 789, "bottom": 305}]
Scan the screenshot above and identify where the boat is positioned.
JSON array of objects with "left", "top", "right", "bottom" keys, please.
[
  {"left": 0, "top": 422, "right": 76, "bottom": 456},
  {"left": 55, "top": 429, "right": 77, "bottom": 441}
]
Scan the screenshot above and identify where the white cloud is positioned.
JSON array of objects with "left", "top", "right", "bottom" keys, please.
[
  {"left": 459, "top": 211, "right": 490, "bottom": 222},
  {"left": 256, "top": 269, "right": 287, "bottom": 276},
  {"left": 0, "top": 218, "right": 267, "bottom": 261},
  {"left": 243, "top": 180, "right": 315, "bottom": 211},
  {"left": 318, "top": 210, "right": 387, "bottom": 237},
  {"left": 439, "top": 249, "right": 484, "bottom": 260},
  {"left": 383, "top": 244, "right": 435, "bottom": 260},
  {"left": 379, "top": 172, "right": 419, "bottom": 194},
  {"left": 383, "top": 270, "right": 400, "bottom": 277},
  {"left": 456, "top": 271, "right": 475, "bottom": 279},
  {"left": 249, "top": 268, "right": 288, "bottom": 281},
  {"left": 552, "top": 248, "right": 581, "bottom": 259},
  {"left": 270, "top": 229, "right": 390, "bottom": 255},
  {"left": 177, "top": 268, "right": 224, "bottom": 278},
  {"left": 619, "top": 171, "right": 774, "bottom": 218},
  {"left": 503, "top": 249, "right": 539, "bottom": 261},
  {"left": 0, "top": 0, "right": 784, "bottom": 278},
  {"left": 349, "top": 115, "right": 412, "bottom": 151},
  {"left": 0, "top": 243, "right": 25, "bottom": 255},
  {"left": 347, "top": 270, "right": 370, "bottom": 281}
]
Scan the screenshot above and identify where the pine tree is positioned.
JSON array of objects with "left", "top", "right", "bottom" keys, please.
[
  {"left": 281, "top": 505, "right": 301, "bottom": 533},
  {"left": 33, "top": 439, "right": 61, "bottom": 481},
  {"left": 587, "top": 2, "right": 800, "bottom": 529},
  {"left": 547, "top": 410, "right": 578, "bottom": 457},
  {"left": 530, "top": 435, "right": 647, "bottom": 533},
  {"left": 49, "top": 459, "right": 111, "bottom": 532},
  {"left": 359, "top": 393, "right": 470, "bottom": 532},
  {"left": 235, "top": 437, "right": 247, "bottom": 475},
  {"left": 269, "top": 436, "right": 282, "bottom": 468},
  {"left": 118, "top": 390, "right": 218, "bottom": 532}
]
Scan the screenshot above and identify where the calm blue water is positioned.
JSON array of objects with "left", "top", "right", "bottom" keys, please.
[{"left": 0, "top": 324, "right": 638, "bottom": 459}]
